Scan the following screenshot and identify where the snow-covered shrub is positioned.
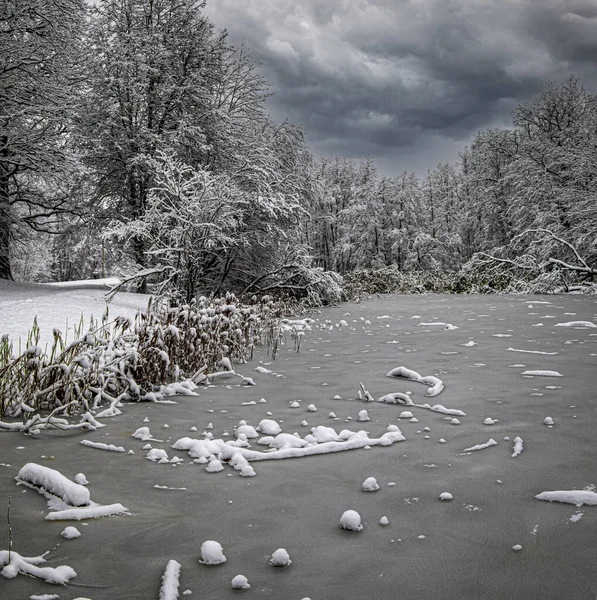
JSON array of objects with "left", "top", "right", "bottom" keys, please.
[{"left": 342, "top": 266, "right": 465, "bottom": 298}]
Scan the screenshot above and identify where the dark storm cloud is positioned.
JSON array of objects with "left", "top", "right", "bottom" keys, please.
[{"left": 204, "top": 0, "right": 597, "bottom": 175}]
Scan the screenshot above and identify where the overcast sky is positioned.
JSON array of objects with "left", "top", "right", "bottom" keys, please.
[{"left": 204, "top": 0, "right": 597, "bottom": 177}]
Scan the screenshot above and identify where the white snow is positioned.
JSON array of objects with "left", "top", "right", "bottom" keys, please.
[
  {"left": 439, "top": 492, "right": 453, "bottom": 501},
  {"left": 199, "top": 540, "right": 227, "bottom": 565},
  {"left": 543, "top": 417, "right": 554, "bottom": 425},
  {"left": 61, "top": 526, "right": 81, "bottom": 539},
  {"left": 159, "top": 559, "right": 182, "bottom": 600},
  {"left": 362, "top": 477, "right": 380, "bottom": 491},
  {"left": 45, "top": 503, "right": 129, "bottom": 521},
  {"left": 307, "top": 404, "right": 318, "bottom": 412},
  {"left": 205, "top": 459, "right": 224, "bottom": 473},
  {"left": 512, "top": 437, "right": 523, "bottom": 457},
  {"left": 483, "top": 418, "right": 498, "bottom": 425},
  {"left": 132, "top": 427, "right": 155, "bottom": 441},
  {"left": 462, "top": 439, "right": 497, "bottom": 453},
  {"left": 521, "top": 370, "right": 563, "bottom": 377},
  {"left": 256, "top": 419, "right": 282, "bottom": 435},
  {"left": 507, "top": 348, "right": 558, "bottom": 355},
  {"left": 399, "top": 411, "right": 414, "bottom": 419},
  {"left": 418, "top": 322, "right": 458, "bottom": 330},
  {"left": 80, "top": 440, "right": 125, "bottom": 453},
  {"left": 386, "top": 366, "right": 444, "bottom": 396},
  {"left": 379, "top": 516, "right": 389, "bottom": 525},
  {"left": 535, "top": 490, "right": 597, "bottom": 506},
  {"left": 340, "top": 510, "right": 363, "bottom": 531},
  {"left": 0, "top": 550, "right": 77, "bottom": 584},
  {"left": 0, "top": 279, "right": 149, "bottom": 347},
  {"left": 270, "top": 548, "right": 292, "bottom": 567},
  {"left": 377, "top": 392, "right": 413, "bottom": 405},
  {"left": 16, "top": 463, "right": 90, "bottom": 507},
  {"left": 147, "top": 449, "right": 169, "bottom": 462},
  {"left": 512, "top": 544, "right": 523, "bottom": 552},
  {"left": 554, "top": 321, "right": 596, "bottom": 328},
  {"left": 357, "top": 409, "right": 370, "bottom": 422},
  {"left": 74, "top": 473, "right": 88, "bottom": 485},
  {"left": 231, "top": 574, "right": 250, "bottom": 589}
]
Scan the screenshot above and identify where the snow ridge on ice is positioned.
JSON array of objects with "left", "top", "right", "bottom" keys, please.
[
  {"left": 159, "top": 559, "right": 181, "bottom": 600},
  {"left": 535, "top": 490, "right": 597, "bottom": 506}
]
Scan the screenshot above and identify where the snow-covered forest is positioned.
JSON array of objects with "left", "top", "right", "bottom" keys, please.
[{"left": 2, "top": 0, "right": 596, "bottom": 301}]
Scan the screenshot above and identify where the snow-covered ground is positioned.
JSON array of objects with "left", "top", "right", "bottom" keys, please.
[
  {"left": 0, "top": 278, "right": 149, "bottom": 348},
  {"left": 1, "top": 287, "right": 596, "bottom": 599}
]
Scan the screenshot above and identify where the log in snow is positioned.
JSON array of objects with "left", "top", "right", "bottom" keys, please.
[
  {"left": 554, "top": 321, "right": 596, "bottom": 328},
  {"left": 16, "top": 463, "right": 90, "bottom": 507},
  {"left": 159, "top": 559, "right": 182, "bottom": 600}
]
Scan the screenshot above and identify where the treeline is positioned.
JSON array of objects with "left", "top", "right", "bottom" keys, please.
[
  {"left": 307, "top": 75, "right": 597, "bottom": 293},
  {"left": 2, "top": 1, "right": 596, "bottom": 301}
]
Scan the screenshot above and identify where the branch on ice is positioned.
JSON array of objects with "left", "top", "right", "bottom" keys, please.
[
  {"left": 0, "top": 550, "right": 76, "bottom": 584},
  {"left": 386, "top": 366, "right": 445, "bottom": 397}
]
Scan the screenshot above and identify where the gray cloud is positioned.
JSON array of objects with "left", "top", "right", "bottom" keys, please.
[{"left": 204, "top": 0, "right": 597, "bottom": 176}]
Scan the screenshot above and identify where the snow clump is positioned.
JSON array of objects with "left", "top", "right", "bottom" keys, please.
[
  {"left": 439, "top": 492, "right": 453, "bottom": 501},
  {"left": 61, "top": 526, "right": 81, "bottom": 539},
  {"left": 357, "top": 410, "right": 370, "bottom": 422},
  {"left": 199, "top": 541, "right": 227, "bottom": 565},
  {"left": 270, "top": 548, "right": 292, "bottom": 567},
  {"left": 362, "top": 477, "right": 380, "bottom": 492},
  {"left": 206, "top": 459, "right": 224, "bottom": 473},
  {"left": 379, "top": 516, "right": 389, "bottom": 526},
  {"left": 257, "top": 419, "right": 281, "bottom": 435},
  {"left": 307, "top": 404, "right": 318, "bottom": 412},
  {"left": 340, "top": 510, "right": 363, "bottom": 531},
  {"left": 399, "top": 411, "right": 414, "bottom": 419},
  {"left": 543, "top": 417, "right": 554, "bottom": 425},
  {"left": 74, "top": 473, "right": 88, "bottom": 485},
  {"left": 232, "top": 574, "right": 251, "bottom": 589}
]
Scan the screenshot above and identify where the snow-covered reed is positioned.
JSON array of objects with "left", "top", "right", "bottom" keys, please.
[{"left": 0, "top": 293, "right": 302, "bottom": 429}]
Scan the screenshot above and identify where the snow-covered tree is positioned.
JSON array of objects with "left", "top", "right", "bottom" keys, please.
[{"left": 0, "top": 0, "right": 85, "bottom": 280}]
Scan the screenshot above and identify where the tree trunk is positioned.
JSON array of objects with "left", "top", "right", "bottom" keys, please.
[{"left": 0, "top": 153, "right": 13, "bottom": 280}]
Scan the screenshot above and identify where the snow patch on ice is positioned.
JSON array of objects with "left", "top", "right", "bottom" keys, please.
[{"left": 535, "top": 490, "right": 597, "bottom": 506}]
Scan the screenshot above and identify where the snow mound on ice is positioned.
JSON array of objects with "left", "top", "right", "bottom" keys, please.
[
  {"left": 362, "top": 477, "right": 379, "bottom": 492},
  {"left": 61, "top": 526, "right": 81, "bottom": 539},
  {"left": 232, "top": 574, "right": 250, "bottom": 589},
  {"left": 199, "top": 540, "right": 227, "bottom": 565},
  {"left": 340, "top": 510, "right": 363, "bottom": 531},
  {"left": 270, "top": 548, "right": 292, "bottom": 567},
  {"left": 257, "top": 419, "right": 282, "bottom": 435}
]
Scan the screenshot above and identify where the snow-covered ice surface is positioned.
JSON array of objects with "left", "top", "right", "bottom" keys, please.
[{"left": 1, "top": 292, "right": 596, "bottom": 599}]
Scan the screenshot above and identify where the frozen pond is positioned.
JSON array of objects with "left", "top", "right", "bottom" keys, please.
[{"left": 1, "top": 293, "right": 596, "bottom": 599}]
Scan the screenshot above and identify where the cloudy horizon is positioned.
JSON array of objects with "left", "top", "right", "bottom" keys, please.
[{"left": 204, "top": 0, "right": 597, "bottom": 177}]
